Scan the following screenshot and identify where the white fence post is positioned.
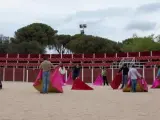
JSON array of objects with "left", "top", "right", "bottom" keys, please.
[
  {"left": 82, "top": 67, "right": 84, "bottom": 81},
  {"left": 143, "top": 65, "right": 145, "bottom": 78},
  {"left": 3, "top": 68, "right": 5, "bottom": 81},
  {"left": 91, "top": 67, "right": 94, "bottom": 83},
  {"left": 65, "top": 70, "right": 67, "bottom": 82},
  {"left": 23, "top": 68, "right": 25, "bottom": 82},
  {"left": 153, "top": 66, "right": 156, "bottom": 80},
  {"left": 111, "top": 67, "right": 114, "bottom": 80},
  {"left": 13, "top": 67, "right": 15, "bottom": 82},
  {"left": 26, "top": 70, "right": 28, "bottom": 82}
]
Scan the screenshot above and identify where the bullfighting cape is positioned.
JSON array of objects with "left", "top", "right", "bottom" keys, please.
[
  {"left": 33, "top": 67, "right": 63, "bottom": 93},
  {"left": 71, "top": 78, "right": 94, "bottom": 90},
  {"left": 123, "top": 79, "right": 148, "bottom": 92}
]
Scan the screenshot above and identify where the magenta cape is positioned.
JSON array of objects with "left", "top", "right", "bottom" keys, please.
[
  {"left": 93, "top": 75, "right": 103, "bottom": 86},
  {"left": 33, "top": 67, "right": 63, "bottom": 93},
  {"left": 110, "top": 73, "right": 122, "bottom": 89},
  {"left": 151, "top": 78, "right": 160, "bottom": 88},
  {"left": 123, "top": 79, "right": 148, "bottom": 92},
  {"left": 71, "top": 78, "right": 94, "bottom": 90}
]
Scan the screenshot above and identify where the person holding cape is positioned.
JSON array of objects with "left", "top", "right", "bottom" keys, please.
[
  {"left": 118, "top": 63, "right": 129, "bottom": 89},
  {"left": 72, "top": 64, "right": 81, "bottom": 80}
]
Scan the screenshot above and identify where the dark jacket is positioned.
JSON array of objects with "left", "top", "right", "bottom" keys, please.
[
  {"left": 72, "top": 66, "right": 81, "bottom": 76},
  {"left": 119, "top": 66, "right": 129, "bottom": 75}
]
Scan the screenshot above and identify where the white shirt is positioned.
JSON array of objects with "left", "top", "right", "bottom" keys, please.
[
  {"left": 128, "top": 68, "right": 141, "bottom": 80},
  {"left": 59, "top": 67, "right": 66, "bottom": 75}
]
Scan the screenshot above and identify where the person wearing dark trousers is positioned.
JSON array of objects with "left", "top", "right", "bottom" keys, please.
[
  {"left": 101, "top": 67, "right": 109, "bottom": 86},
  {"left": 72, "top": 64, "right": 81, "bottom": 80},
  {"left": 118, "top": 64, "right": 129, "bottom": 89}
]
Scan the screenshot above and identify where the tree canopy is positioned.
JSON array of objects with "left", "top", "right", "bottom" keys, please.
[
  {"left": 0, "top": 22, "right": 160, "bottom": 54},
  {"left": 122, "top": 35, "right": 160, "bottom": 52}
]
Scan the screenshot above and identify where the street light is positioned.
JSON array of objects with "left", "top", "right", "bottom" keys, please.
[{"left": 79, "top": 24, "right": 87, "bottom": 35}]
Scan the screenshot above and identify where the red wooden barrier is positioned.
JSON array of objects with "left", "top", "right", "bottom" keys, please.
[
  {"left": 83, "top": 68, "right": 91, "bottom": 83},
  {"left": 5, "top": 68, "right": 13, "bottom": 81},
  {"left": 15, "top": 68, "right": 24, "bottom": 81},
  {"left": 0, "top": 68, "right": 157, "bottom": 84}
]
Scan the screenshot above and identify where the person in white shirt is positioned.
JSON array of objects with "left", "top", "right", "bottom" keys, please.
[
  {"left": 128, "top": 64, "right": 142, "bottom": 92},
  {"left": 59, "top": 64, "right": 66, "bottom": 83}
]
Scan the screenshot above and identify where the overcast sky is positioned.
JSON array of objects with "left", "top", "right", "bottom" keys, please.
[{"left": 0, "top": 0, "right": 160, "bottom": 42}]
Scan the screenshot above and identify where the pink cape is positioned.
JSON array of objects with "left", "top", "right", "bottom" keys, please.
[
  {"left": 66, "top": 72, "right": 73, "bottom": 85},
  {"left": 71, "top": 78, "right": 94, "bottom": 90},
  {"left": 33, "top": 67, "right": 63, "bottom": 93},
  {"left": 125, "top": 79, "right": 148, "bottom": 92},
  {"left": 33, "top": 70, "right": 43, "bottom": 86},
  {"left": 93, "top": 75, "right": 103, "bottom": 86},
  {"left": 50, "top": 67, "right": 64, "bottom": 92},
  {"left": 151, "top": 78, "right": 160, "bottom": 88}
]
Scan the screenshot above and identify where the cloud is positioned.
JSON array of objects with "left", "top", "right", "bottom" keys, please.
[
  {"left": 136, "top": 2, "right": 160, "bottom": 14},
  {"left": 0, "top": 0, "right": 160, "bottom": 43},
  {"left": 61, "top": 7, "right": 133, "bottom": 24},
  {"left": 125, "top": 21, "right": 157, "bottom": 31}
]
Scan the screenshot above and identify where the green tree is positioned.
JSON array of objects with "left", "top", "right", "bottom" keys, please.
[
  {"left": 15, "top": 23, "right": 57, "bottom": 45},
  {"left": 0, "top": 35, "right": 10, "bottom": 53},
  {"left": 9, "top": 23, "right": 57, "bottom": 54},
  {"left": 7, "top": 41, "right": 45, "bottom": 54},
  {"left": 122, "top": 35, "right": 160, "bottom": 52},
  {"left": 49, "top": 34, "right": 71, "bottom": 54},
  {"left": 67, "top": 34, "right": 120, "bottom": 53}
]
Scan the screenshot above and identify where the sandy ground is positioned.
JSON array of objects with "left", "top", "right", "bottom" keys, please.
[{"left": 0, "top": 82, "right": 160, "bottom": 120}]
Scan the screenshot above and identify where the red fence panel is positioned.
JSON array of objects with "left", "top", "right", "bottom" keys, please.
[
  {"left": 41, "top": 54, "right": 50, "bottom": 59},
  {"left": 51, "top": 54, "right": 61, "bottom": 58},
  {"left": 155, "top": 68, "right": 158, "bottom": 78},
  {"left": 62, "top": 54, "right": 72, "bottom": 58},
  {"left": 15, "top": 68, "right": 24, "bottom": 81},
  {"left": 117, "top": 52, "right": 127, "bottom": 57},
  {"left": 8, "top": 54, "right": 17, "bottom": 58},
  {"left": 107, "top": 69, "right": 112, "bottom": 82},
  {"left": 145, "top": 68, "right": 153, "bottom": 84},
  {"left": 84, "top": 54, "right": 93, "bottom": 58},
  {"left": 95, "top": 54, "right": 104, "bottom": 58},
  {"left": 0, "top": 54, "right": 7, "bottom": 58},
  {"left": 106, "top": 53, "right": 115, "bottom": 57},
  {"left": 5, "top": 68, "right": 13, "bottom": 81},
  {"left": 0, "top": 68, "right": 3, "bottom": 81},
  {"left": 137, "top": 69, "right": 143, "bottom": 75},
  {"left": 73, "top": 54, "right": 82, "bottom": 58},
  {"left": 83, "top": 68, "right": 91, "bottom": 83},
  {"left": 30, "top": 54, "right": 39, "bottom": 58},
  {"left": 19, "top": 54, "right": 28, "bottom": 58},
  {"left": 140, "top": 51, "right": 150, "bottom": 56},
  {"left": 27, "top": 69, "right": 39, "bottom": 82},
  {"left": 152, "top": 51, "right": 160, "bottom": 56},
  {"left": 128, "top": 52, "right": 139, "bottom": 57}
]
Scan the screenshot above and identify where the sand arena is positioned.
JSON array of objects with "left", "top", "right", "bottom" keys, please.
[{"left": 0, "top": 82, "right": 160, "bottom": 120}]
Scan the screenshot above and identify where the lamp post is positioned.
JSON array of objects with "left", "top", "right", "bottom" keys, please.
[{"left": 79, "top": 24, "right": 87, "bottom": 35}]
